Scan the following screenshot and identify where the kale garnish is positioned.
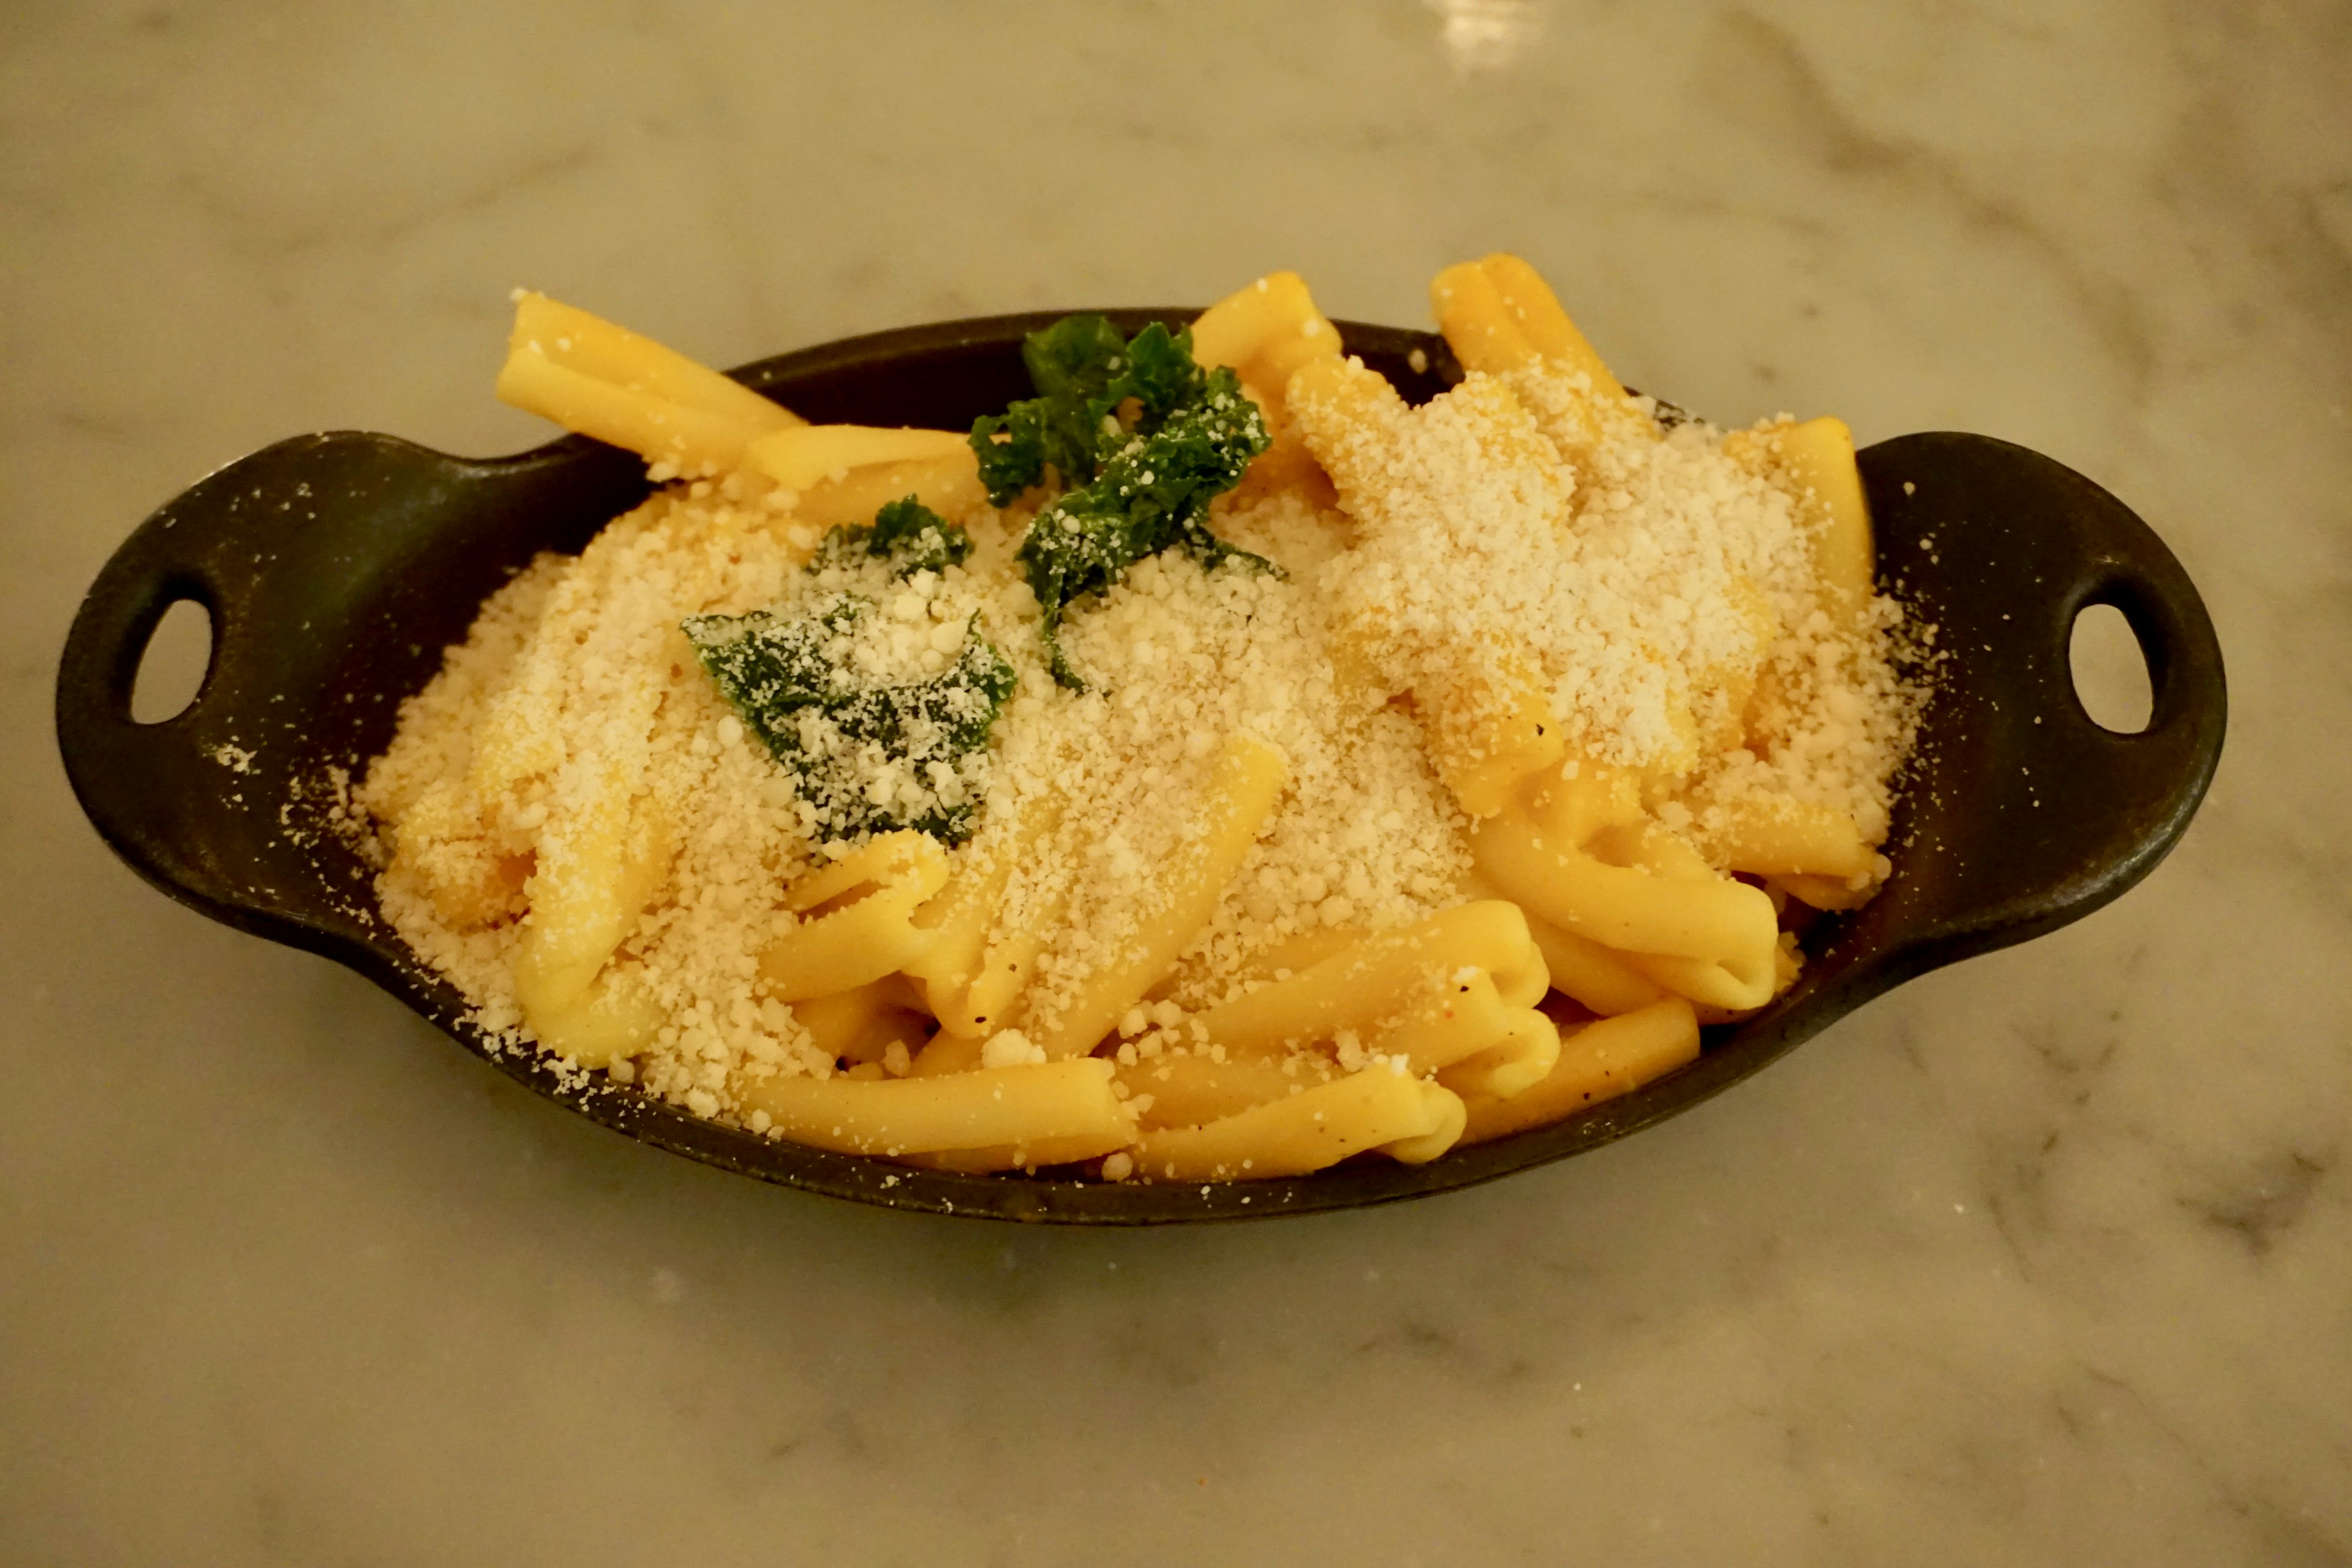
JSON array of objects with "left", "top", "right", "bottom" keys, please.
[
  {"left": 1018, "top": 391, "right": 1274, "bottom": 686},
  {"left": 809, "top": 495, "right": 973, "bottom": 578},
  {"left": 967, "top": 315, "right": 1275, "bottom": 687},
  {"left": 681, "top": 595, "right": 1015, "bottom": 846},
  {"left": 682, "top": 313, "right": 1276, "bottom": 842},
  {"left": 969, "top": 316, "right": 1209, "bottom": 503}
]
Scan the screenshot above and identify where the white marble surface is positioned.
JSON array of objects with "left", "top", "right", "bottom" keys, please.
[{"left": 4, "top": 1, "right": 2348, "bottom": 1562}]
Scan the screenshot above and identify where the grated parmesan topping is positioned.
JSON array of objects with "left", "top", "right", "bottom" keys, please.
[
  {"left": 363, "top": 481, "right": 831, "bottom": 1104},
  {"left": 356, "top": 361, "right": 1919, "bottom": 1132},
  {"left": 1298, "top": 364, "right": 1913, "bottom": 840},
  {"left": 993, "top": 487, "right": 1473, "bottom": 1038}
]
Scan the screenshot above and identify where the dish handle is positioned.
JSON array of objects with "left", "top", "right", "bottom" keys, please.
[
  {"left": 1845, "top": 431, "right": 2227, "bottom": 986},
  {"left": 54, "top": 440, "right": 321, "bottom": 934},
  {"left": 53, "top": 430, "right": 644, "bottom": 947}
]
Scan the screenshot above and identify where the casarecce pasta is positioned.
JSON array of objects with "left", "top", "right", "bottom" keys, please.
[{"left": 357, "top": 258, "right": 1919, "bottom": 1182}]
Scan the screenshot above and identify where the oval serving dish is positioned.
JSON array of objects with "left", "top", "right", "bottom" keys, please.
[{"left": 55, "top": 312, "right": 2226, "bottom": 1223}]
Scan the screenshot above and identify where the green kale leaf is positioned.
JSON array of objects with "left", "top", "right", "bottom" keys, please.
[
  {"left": 680, "top": 594, "right": 1016, "bottom": 845},
  {"left": 1021, "top": 312, "right": 1134, "bottom": 403},
  {"left": 968, "top": 316, "right": 1216, "bottom": 505},
  {"left": 809, "top": 495, "right": 972, "bottom": 578},
  {"left": 1017, "top": 369, "right": 1273, "bottom": 687},
  {"left": 964, "top": 314, "right": 1276, "bottom": 687}
]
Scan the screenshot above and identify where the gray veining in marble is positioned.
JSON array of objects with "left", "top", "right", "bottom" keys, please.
[{"left": 4, "top": 1, "right": 2348, "bottom": 1563}]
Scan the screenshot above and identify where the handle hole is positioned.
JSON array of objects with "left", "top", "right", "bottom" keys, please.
[
  {"left": 130, "top": 597, "right": 214, "bottom": 724},
  {"left": 2070, "top": 602, "right": 2152, "bottom": 734}
]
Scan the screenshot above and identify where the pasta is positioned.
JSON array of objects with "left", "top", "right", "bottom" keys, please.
[{"left": 356, "top": 258, "right": 1920, "bottom": 1183}]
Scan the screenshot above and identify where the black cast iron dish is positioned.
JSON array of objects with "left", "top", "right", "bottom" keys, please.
[{"left": 56, "top": 312, "right": 2227, "bottom": 1223}]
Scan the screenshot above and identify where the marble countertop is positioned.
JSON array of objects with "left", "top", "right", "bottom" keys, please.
[{"left": 4, "top": 2, "right": 2346, "bottom": 1562}]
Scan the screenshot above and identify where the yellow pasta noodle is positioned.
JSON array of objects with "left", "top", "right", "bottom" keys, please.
[
  {"left": 1621, "top": 946, "right": 1778, "bottom": 1013},
  {"left": 496, "top": 353, "right": 767, "bottom": 477},
  {"left": 951, "top": 922, "right": 1056, "bottom": 1041},
  {"left": 735, "top": 1059, "right": 1136, "bottom": 1162},
  {"left": 526, "top": 966, "right": 669, "bottom": 1071},
  {"left": 1118, "top": 1049, "right": 1339, "bottom": 1131},
  {"left": 1284, "top": 353, "right": 1414, "bottom": 504},
  {"left": 1194, "top": 924, "right": 1368, "bottom": 997},
  {"left": 901, "top": 803, "right": 1057, "bottom": 1028},
  {"left": 1770, "top": 871, "right": 1877, "bottom": 912},
  {"left": 1520, "top": 912, "right": 1671, "bottom": 1016},
  {"left": 1774, "top": 417, "right": 1874, "bottom": 628},
  {"left": 792, "top": 974, "right": 932, "bottom": 1068},
  {"left": 1195, "top": 902, "right": 1549, "bottom": 1059},
  {"left": 1691, "top": 794, "right": 1876, "bottom": 882},
  {"left": 907, "top": 1030, "right": 986, "bottom": 1079},
  {"left": 1458, "top": 999, "right": 1702, "bottom": 1144},
  {"left": 1474, "top": 252, "right": 1631, "bottom": 402},
  {"left": 1430, "top": 260, "right": 1544, "bottom": 374},
  {"left": 496, "top": 293, "right": 801, "bottom": 475},
  {"left": 1133, "top": 1064, "right": 1467, "bottom": 1182},
  {"left": 1518, "top": 759, "right": 1645, "bottom": 849},
  {"left": 383, "top": 777, "right": 530, "bottom": 932},
  {"left": 511, "top": 781, "right": 670, "bottom": 1024},
  {"left": 1469, "top": 804, "right": 1779, "bottom": 970},
  {"left": 1285, "top": 358, "right": 1572, "bottom": 818},
  {"left": 1189, "top": 270, "right": 1341, "bottom": 388},
  {"left": 1725, "top": 416, "right": 1874, "bottom": 629},
  {"left": 1400, "top": 972, "right": 1560, "bottom": 1100},
  {"left": 761, "top": 832, "right": 952, "bottom": 1002},
  {"left": 505, "top": 293, "right": 805, "bottom": 432},
  {"left": 746, "top": 424, "right": 973, "bottom": 492},
  {"left": 1030, "top": 734, "right": 1291, "bottom": 1059},
  {"left": 789, "top": 451, "right": 989, "bottom": 529},
  {"left": 1432, "top": 254, "right": 1656, "bottom": 456},
  {"left": 1423, "top": 652, "right": 1569, "bottom": 818}
]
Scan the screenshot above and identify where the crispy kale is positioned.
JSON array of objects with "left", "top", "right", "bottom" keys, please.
[
  {"left": 969, "top": 316, "right": 1210, "bottom": 503},
  {"left": 1019, "top": 390, "right": 1273, "bottom": 686},
  {"left": 680, "top": 595, "right": 1015, "bottom": 845},
  {"left": 809, "top": 495, "right": 972, "bottom": 578},
  {"left": 968, "top": 315, "right": 1275, "bottom": 687}
]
